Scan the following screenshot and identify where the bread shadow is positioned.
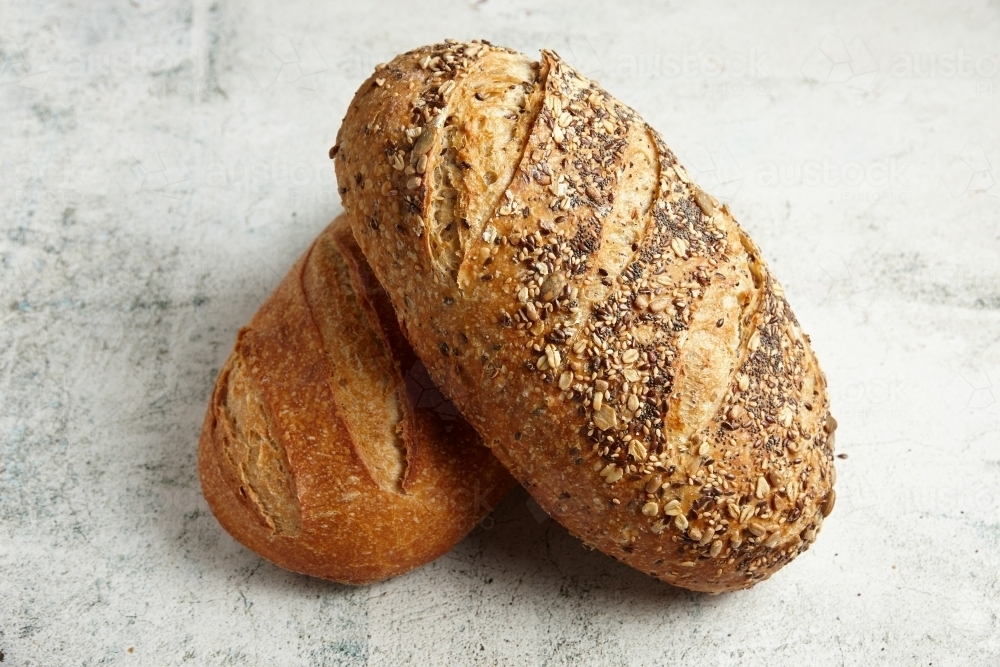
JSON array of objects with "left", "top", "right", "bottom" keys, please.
[
  {"left": 178, "top": 471, "right": 702, "bottom": 607},
  {"left": 447, "top": 486, "right": 699, "bottom": 606},
  {"left": 207, "top": 485, "right": 702, "bottom": 608},
  {"left": 237, "top": 487, "right": 704, "bottom": 610}
]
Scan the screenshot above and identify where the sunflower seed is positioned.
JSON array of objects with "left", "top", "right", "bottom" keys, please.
[
  {"left": 670, "top": 237, "right": 688, "bottom": 258},
  {"left": 825, "top": 414, "right": 838, "bottom": 433},
  {"left": 649, "top": 296, "right": 671, "bottom": 313},
  {"left": 412, "top": 127, "right": 436, "bottom": 157},
  {"left": 822, "top": 489, "right": 836, "bottom": 517},
  {"left": 541, "top": 273, "right": 565, "bottom": 302},
  {"left": 709, "top": 539, "right": 723, "bottom": 558}
]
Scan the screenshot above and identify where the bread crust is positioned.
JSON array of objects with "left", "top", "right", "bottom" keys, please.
[
  {"left": 334, "top": 42, "right": 837, "bottom": 592},
  {"left": 198, "top": 215, "right": 514, "bottom": 584}
]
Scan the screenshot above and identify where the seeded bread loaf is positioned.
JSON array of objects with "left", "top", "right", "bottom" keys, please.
[
  {"left": 198, "top": 215, "right": 514, "bottom": 584},
  {"left": 333, "top": 41, "right": 837, "bottom": 593}
]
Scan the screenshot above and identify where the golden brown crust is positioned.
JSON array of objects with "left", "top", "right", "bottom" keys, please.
[
  {"left": 334, "top": 42, "right": 837, "bottom": 592},
  {"left": 198, "top": 215, "right": 515, "bottom": 584}
]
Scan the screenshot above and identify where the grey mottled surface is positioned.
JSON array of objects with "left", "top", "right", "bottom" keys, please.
[{"left": 2, "top": 0, "right": 999, "bottom": 664}]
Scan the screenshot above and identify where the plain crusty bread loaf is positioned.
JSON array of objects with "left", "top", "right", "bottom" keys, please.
[
  {"left": 198, "top": 214, "right": 514, "bottom": 584},
  {"left": 333, "top": 41, "right": 837, "bottom": 593}
]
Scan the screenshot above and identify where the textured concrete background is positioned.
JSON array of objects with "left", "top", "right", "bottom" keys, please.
[{"left": 2, "top": 0, "right": 999, "bottom": 664}]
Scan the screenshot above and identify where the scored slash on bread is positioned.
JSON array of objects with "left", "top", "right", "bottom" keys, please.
[
  {"left": 334, "top": 40, "right": 837, "bottom": 593},
  {"left": 198, "top": 215, "right": 514, "bottom": 584}
]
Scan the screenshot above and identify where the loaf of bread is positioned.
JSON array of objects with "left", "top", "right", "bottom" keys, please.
[
  {"left": 198, "top": 215, "right": 515, "bottom": 584},
  {"left": 333, "top": 41, "right": 837, "bottom": 592}
]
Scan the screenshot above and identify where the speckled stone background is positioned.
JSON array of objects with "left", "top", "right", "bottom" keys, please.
[{"left": 2, "top": 0, "right": 999, "bottom": 664}]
